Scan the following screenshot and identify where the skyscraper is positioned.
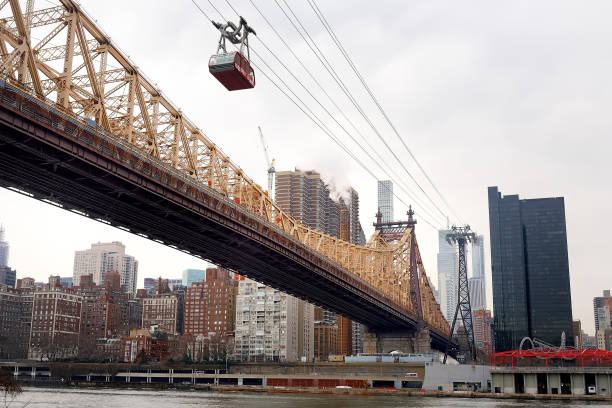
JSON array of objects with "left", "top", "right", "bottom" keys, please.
[
  {"left": 468, "top": 278, "right": 486, "bottom": 312},
  {"left": 593, "top": 290, "right": 612, "bottom": 331},
  {"left": 0, "top": 227, "right": 15, "bottom": 287},
  {"left": 469, "top": 235, "right": 487, "bottom": 311},
  {"left": 0, "top": 266, "right": 16, "bottom": 288},
  {"left": 472, "top": 235, "right": 485, "bottom": 278},
  {"left": 377, "top": 180, "right": 393, "bottom": 223},
  {"left": 182, "top": 269, "right": 206, "bottom": 287},
  {"left": 143, "top": 278, "right": 155, "bottom": 294},
  {"left": 72, "top": 242, "right": 138, "bottom": 295},
  {"left": 488, "top": 186, "right": 574, "bottom": 351},
  {"left": 275, "top": 169, "right": 341, "bottom": 236},
  {"left": 0, "top": 223, "right": 15, "bottom": 287},
  {"left": 0, "top": 225, "right": 9, "bottom": 267},
  {"left": 347, "top": 188, "right": 364, "bottom": 245},
  {"left": 60, "top": 277, "right": 73, "bottom": 288},
  {"left": 437, "top": 229, "right": 457, "bottom": 324}
]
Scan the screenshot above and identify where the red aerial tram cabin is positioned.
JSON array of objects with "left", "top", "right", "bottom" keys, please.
[
  {"left": 209, "top": 51, "right": 255, "bottom": 91},
  {"left": 209, "top": 16, "right": 256, "bottom": 91}
]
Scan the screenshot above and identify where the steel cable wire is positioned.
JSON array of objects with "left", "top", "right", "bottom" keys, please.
[
  {"left": 307, "top": 0, "right": 464, "bottom": 225},
  {"left": 243, "top": 0, "right": 445, "bottom": 227},
  {"left": 273, "top": 0, "right": 450, "bottom": 223},
  {"left": 191, "top": 0, "right": 443, "bottom": 230}
]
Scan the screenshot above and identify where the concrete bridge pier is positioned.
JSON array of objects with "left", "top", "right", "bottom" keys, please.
[{"left": 363, "top": 327, "right": 432, "bottom": 354}]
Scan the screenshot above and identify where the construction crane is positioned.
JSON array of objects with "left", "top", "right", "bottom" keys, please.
[{"left": 258, "top": 126, "right": 275, "bottom": 200}]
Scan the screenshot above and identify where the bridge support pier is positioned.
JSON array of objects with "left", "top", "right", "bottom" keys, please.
[{"left": 363, "top": 327, "right": 432, "bottom": 354}]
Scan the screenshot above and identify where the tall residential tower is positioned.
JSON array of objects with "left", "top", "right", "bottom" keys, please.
[
  {"left": 377, "top": 180, "right": 393, "bottom": 223},
  {"left": 73, "top": 242, "right": 138, "bottom": 295}
]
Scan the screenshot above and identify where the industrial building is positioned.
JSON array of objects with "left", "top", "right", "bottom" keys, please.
[{"left": 491, "top": 348, "right": 612, "bottom": 396}]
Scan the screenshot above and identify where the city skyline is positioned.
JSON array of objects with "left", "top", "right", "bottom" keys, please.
[{"left": 0, "top": 0, "right": 610, "bottom": 336}]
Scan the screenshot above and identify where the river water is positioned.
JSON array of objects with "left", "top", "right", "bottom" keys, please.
[{"left": 7, "top": 388, "right": 612, "bottom": 407}]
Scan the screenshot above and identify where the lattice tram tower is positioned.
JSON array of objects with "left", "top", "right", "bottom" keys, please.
[{"left": 443, "top": 225, "right": 477, "bottom": 363}]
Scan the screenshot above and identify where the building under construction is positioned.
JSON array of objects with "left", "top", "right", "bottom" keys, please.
[{"left": 275, "top": 169, "right": 365, "bottom": 244}]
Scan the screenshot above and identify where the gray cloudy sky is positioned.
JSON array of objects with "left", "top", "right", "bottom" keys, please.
[{"left": 1, "top": 0, "right": 610, "bottom": 335}]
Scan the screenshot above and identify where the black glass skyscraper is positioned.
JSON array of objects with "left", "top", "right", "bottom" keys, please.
[{"left": 488, "top": 186, "right": 573, "bottom": 351}]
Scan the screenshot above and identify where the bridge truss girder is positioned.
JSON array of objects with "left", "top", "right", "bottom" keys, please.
[{"left": 0, "top": 0, "right": 449, "bottom": 337}]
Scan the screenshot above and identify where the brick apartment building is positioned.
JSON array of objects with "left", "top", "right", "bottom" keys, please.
[
  {"left": 336, "top": 315, "right": 353, "bottom": 356},
  {"left": 121, "top": 330, "right": 169, "bottom": 363},
  {"left": 28, "top": 288, "right": 82, "bottom": 360},
  {"left": 0, "top": 284, "right": 34, "bottom": 358},
  {"left": 314, "top": 325, "right": 337, "bottom": 361},
  {"left": 184, "top": 268, "right": 237, "bottom": 339},
  {"left": 77, "top": 272, "right": 130, "bottom": 346},
  {"left": 142, "top": 293, "right": 180, "bottom": 335},
  {"left": 473, "top": 309, "right": 494, "bottom": 354},
  {"left": 128, "top": 298, "right": 143, "bottom": 331}
]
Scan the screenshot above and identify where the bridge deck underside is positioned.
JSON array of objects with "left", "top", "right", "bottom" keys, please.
[{"left": 0, "top": 96, "right": 451, "bottom": 351}]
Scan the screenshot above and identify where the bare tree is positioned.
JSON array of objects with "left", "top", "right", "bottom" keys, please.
[
  {"left": 77, "top": 336, "right": 105, "bottom": 362},
  {"left": 0, "top": 335, "right": 25, "bottom": 360},
  {"left": 0, "top": 368, "right": 22, "bottom": 408}
]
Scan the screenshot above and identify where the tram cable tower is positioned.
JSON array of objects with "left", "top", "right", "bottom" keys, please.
[{"left": 443, "top": 225, "right": 477, "bottom": 364}]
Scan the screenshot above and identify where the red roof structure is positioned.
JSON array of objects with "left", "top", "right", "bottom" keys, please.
[{"left": 491, "top": 349, "right": 612, "bottom": 369}]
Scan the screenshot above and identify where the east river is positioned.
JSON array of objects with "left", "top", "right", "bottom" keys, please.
[{"left": 8, "top": 388, "right": 612, "bottom": 407}]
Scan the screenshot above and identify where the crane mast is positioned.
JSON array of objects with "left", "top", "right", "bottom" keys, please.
[{"left": 258, "top": 126, "right": 275, "bottom": 200}]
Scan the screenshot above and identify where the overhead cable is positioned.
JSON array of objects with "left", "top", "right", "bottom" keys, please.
[
  {"left": 244, "top": 0, "right": 445, "bottom": 226},
  {"left": 307, "top": 0, "right": 464, "bottom": 225},
  {"left": 218, "top": 0, "right": 444, "bottom": 229},
  {"left": 274, "top": 0, "right": 450, "bottom": 223},
  {"left": 191, "top": 0, "right": 443, "bottom": 230}
]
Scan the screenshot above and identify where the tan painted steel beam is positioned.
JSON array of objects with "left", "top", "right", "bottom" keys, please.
[
  {"left": 0, "top": 0, "right": 450, "bottom": 336},
  {"left": 9, "top": 0, "right": 43, "bottom": 96}
]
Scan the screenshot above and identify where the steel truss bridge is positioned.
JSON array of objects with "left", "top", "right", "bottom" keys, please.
[{"left": 0, "top": 0, "right": 452, "bottom": 350}]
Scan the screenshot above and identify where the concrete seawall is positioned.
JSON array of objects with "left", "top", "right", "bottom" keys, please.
[{"left": 16, "top": 381, "right": 612, "bottom": 402}]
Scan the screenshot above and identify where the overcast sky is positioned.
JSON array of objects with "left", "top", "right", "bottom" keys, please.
[{"left": 1, "top": 0, "right": 610, "bottom": 335}]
